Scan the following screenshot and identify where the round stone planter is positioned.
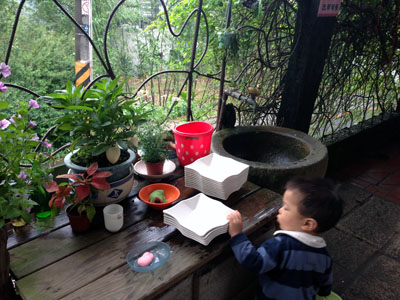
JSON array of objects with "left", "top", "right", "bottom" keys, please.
[
  {"left": 94, "top": 166, "right": 135, "bottom": 206},
  {"left": 64, "top": 149, "right": 136, "bottom": 182},
  {"left": 64, "top": 149, "right": 136, "bottom": 205},
  {"left": 211, "top": 126, "right": 328, "bottom": 193}
]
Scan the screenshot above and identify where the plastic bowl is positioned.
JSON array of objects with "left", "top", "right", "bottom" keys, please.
[
  {"left": 126, "top": 241, "right": 171, "bottom": 272},
  {"left": 138, "top": 183, "right": 180, "bottom": 210},
  {"left": 316, "top": 292, "right": 342, "bottom": 300}
]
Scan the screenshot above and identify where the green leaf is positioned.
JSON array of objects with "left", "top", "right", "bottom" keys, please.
[
  {"left": 76, "top": 137, "right": 92, "bottom": 146},
  {"left": 20, "top": 210, "right": 32, "bottom": 223},
  {"left": 25, "top": 199, "right": 39, "bottom": 206},
  {"left": 50, "top": 104, "right": 69, "bottom": 109},
  {"left": 92, "top": 143, "right": 110, "bottom": 156},
  {"left": 116, "top": 131, "right": 136, "bottom": 139},
  {"left": 86, "top": 205, "right": 96, "bottom": 222},
  {"left": 101, "top": 121, "right": 112, "bottom": 127},
  {"left": 44, "top": 93, "right": 68, "bottom": 100},
  {"left": 50, "top": 207, "right": 60, "bottom": 219},
  {"left": 59, "top": 123, "right": 73, "bottom": 130},
  {"left": 38, "top": 185, "right": 46, "bottom": 196},
  {"left": 6, "top": 207, "right": 21, "bottom": 219},
  {"left": 0, "top": 101, "right": 9, "bottom": 109},
  {"left": 65, "top": 105, "right": 94, "bottom": 111},
  {"left": 55, "top": 114, "right": 81, "bottom": 124}
]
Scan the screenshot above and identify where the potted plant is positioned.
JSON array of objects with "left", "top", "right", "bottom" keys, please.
[
  {"left": 45, "top": 162, "right": 112, "bottom": 232},
  {"left": 136, "top": 122, "right": 169, "bottom": 175},
  {"left": 42, "top": 76, "right": 150, "bottom": 205}
]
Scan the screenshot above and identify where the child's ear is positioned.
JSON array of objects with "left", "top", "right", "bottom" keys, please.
[{"left": 302, "top": 218, "right": 318, "bottom": 232}]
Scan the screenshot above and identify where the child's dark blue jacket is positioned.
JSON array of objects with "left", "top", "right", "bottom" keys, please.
[{"left": 230, "top": 230, "right": 332, "bottom": 300}]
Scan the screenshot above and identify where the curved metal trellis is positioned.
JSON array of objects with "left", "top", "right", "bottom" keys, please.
[
  {"left": 216, "top": 0, "right": 300, "bottom": 129},
  {"left": 2, "top": 0, "right": 213, "bottom": 123}
]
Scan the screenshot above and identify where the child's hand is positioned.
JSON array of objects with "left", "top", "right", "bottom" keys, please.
[{"left": 227, "top": 210, "right": 243, "bottom": 237}]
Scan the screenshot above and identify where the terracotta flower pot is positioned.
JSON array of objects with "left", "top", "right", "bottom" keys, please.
[
  {"left": 66, "top": 205, "right": 92, "bottom": 233},
  {"left": 145, "top": 160, "right": 165, "bottom": 175}
]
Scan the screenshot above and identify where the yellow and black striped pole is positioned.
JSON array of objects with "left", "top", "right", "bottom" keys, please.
[
  {"left": 75, "top": 0, "right": 92, "bottom": 88},
  {"left": 75, "top": 61, "right": 91, "bottom": 88}
]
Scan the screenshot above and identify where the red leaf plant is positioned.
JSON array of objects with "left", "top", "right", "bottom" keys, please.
[{"left": 45, "top": 162, "right": 112, "bottom": 222}]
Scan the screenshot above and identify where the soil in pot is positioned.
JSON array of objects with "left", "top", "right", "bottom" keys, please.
[
  {"left": 145, "top": 160, "right": 165, "bottom": 175},
  {"left": 66, "top": 205, "right": 92, "bottom": 233},
  {"left": 71, "top": 149, "right": 130, "bottom": 168}
]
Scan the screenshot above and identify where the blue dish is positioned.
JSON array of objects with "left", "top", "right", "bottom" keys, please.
[{"left": 126, "top": 241, "right": 171, "bottom": 272}]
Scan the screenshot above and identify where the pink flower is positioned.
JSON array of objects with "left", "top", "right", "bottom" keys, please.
[
  {"left": 41, "top": 139, "right": 52, "bottom": 148},
  {"left": 0, "top": 119, "right": 11, "bottom": 130},
  {"left": 0, "top": 62, "right": 11, "bottom": 78},
  {"left": 0, "top": 82, "right": 7, "bottom": 93},
  {"left": 18, "top": 171, "right": 27, "bottom": 181},
  {"left": 28, "top": 99, "right": 39, "bottom": 109},
  {"left": 31, "top": 134, "right": 39, "bottom": 141},
  {"left": 27, "top": 120, "right": 37, "bottom": 128},
  {"left": 10, "top": 114, "right": 22, "bottom": 124}
]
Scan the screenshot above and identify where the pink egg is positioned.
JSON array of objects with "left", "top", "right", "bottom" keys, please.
[{"left": 137, "top": 251, "right": 154, "bottom": 267}]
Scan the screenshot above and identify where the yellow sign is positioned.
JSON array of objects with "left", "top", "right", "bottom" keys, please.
[{"left": 75, "top": 61, "right": 91, "bottom": 88}]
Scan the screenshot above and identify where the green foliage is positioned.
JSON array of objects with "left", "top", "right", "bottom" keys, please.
[
  {"left": 46, "top": 162, "right": 112, "bottom": 222},
  {"left": 0, "top": 95, "right": 53, "bottom": 228},
  {"left": 136, "top": 121, "right": 169, "bottom": 163},
  {"left": 42, "top": 76, "right": 151, "bottom": 164},
  {"left": 1, "top": 0, "right": 75, "bottom": 152}
]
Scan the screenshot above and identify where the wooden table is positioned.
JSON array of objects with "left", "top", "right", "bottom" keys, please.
[{"left": 8, "top": 170, "right": 281, "bottom": 300}]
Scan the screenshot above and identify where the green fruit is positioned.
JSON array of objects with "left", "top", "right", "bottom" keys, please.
[{"left": 149, "top": 189, "right": 167, "bottom": 203}]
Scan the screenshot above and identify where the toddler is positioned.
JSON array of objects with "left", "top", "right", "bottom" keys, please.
[{"left": 227, "top": 177, "right": 343, "bottom": 300}]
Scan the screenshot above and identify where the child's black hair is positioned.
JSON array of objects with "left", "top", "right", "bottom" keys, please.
[{"left": 285, "top": 177, "right": 343, "bottom": 233}]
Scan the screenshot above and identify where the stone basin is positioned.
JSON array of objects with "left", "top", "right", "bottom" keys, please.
[{"left": 211, "top": 126, "right": 328, "bottom": 193}]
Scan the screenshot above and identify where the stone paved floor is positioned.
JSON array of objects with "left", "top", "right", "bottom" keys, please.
[{"left": 324, "top": 139, "right": 400, "bottom": 299}]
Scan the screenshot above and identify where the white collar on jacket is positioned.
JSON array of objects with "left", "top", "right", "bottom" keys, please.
[{"left": 273, "top": 230, "right": 327, "bottom": 248}]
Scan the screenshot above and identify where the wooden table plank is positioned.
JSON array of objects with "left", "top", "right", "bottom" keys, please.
[
  {"left": 10, "top": 197, "right": 147, "bottom": 279},
  {"left": 16, "top": 218, "right": 176, "bottom": 300},
  {"left": 10, "top": 176, "right": 192, "bottom": 279},
  {"left": 62, "top": 189, "right": 281, "bottom": 300},
  {"left": 15, "top": 186, "right": 278, "bottom": 300},
  {"left": 6, "top": 213, "right": 70, "bottom": 250}
]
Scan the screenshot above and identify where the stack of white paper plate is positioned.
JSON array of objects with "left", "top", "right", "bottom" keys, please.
[
  {"left": 163, "top": 193, "right": 234, "bottom": 246},
  {"left": 184, "top": 153, "right": 249, "bottom": 200}
]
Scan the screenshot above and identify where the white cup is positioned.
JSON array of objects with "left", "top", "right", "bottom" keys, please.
[{"left": 103, "top": 204, "right": 124, "bottom": 232}]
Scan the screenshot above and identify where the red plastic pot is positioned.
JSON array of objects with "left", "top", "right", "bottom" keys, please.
[{"left": 172, "top": 121, "right": 214, "bottom": 166}]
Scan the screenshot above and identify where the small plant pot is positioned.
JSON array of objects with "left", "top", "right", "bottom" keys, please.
[
  {"left": 145, "top": 160, "right": 165, "bottom": 175},
  {"left": 66, "top": 205, "right": 92, "bottom": 233}
]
